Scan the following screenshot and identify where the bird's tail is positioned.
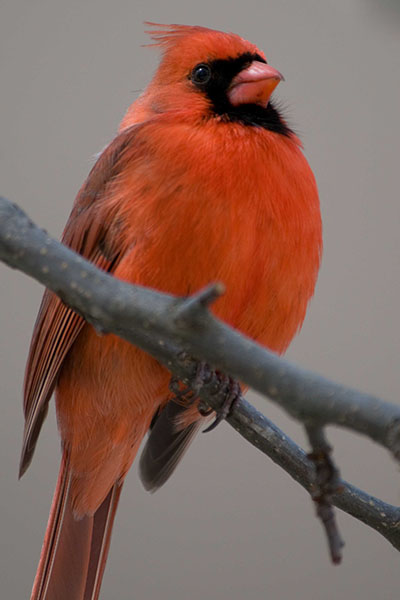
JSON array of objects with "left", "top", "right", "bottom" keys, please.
[{"left": 31, "top": 450, "right": 122, "bottom": 600}]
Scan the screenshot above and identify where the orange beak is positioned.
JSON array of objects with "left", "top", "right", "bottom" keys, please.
[{"left": 227, "top": 61, "right": 284, "bottom": 107}]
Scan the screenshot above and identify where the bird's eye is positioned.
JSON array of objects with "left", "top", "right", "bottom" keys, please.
[{"left": 191, "top": 64, "right": 212, "bottom": 85}]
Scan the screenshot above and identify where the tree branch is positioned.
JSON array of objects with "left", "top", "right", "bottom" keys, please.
[
  {"left": 1, "top": 196, "right": 400, "bottom": 556},
  {"left": 305, "top": 424, "right": 345, "bottom": 563}
]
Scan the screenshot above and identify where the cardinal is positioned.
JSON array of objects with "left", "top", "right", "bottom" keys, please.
[{"left": 21, "top": 23, "right": 322, "bottom": 600}]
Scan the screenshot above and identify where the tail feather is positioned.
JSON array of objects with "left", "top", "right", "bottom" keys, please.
[
  {"left": 83, "top": 484, "right": 122, "bottom": 600},
  {"left": 31, "top": 451, "right": 122, "bottom": 600}
]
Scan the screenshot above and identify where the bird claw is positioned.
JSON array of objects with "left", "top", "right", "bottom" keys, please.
[
  {"left": 168, "top": 376, "right": 196, "bottom": 407},
  {"left": 168, "top": 362, "right": 242, "bottom": 430},
  {"left": 168, "top": 361, "right": 211, "bottom": 407},
  {"left": 202, "top": 376, "right": 241, "bottom": 432}
]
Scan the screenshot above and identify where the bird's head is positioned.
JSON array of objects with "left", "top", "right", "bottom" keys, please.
[{"left": 121, "top": 24, "right": 290, "bottom": 134}]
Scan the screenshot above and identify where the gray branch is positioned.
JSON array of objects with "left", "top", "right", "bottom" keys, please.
[{"left": 1, "top": 196, "right": 400, "bottom": 555}]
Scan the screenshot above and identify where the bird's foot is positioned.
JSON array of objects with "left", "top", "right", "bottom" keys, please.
[
  {"left": 201, "top": 373, "right": 242, "bottom": 432},
  {"left": 168, "top": 376, "right": 196, "bottom": 407},
  {"left": 169, "top": 360, "right": 242, "bottom": 431}
]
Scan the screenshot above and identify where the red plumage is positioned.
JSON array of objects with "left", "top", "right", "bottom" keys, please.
[{"left": 22, "top": 23, "right": 322, "bottom": 600}]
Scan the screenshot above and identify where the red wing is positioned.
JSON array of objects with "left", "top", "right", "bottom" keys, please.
[{"left": 20, "top": 125, "right": 140, "bottom": 477}]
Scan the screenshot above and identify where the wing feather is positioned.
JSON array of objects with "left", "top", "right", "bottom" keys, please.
[
  {"left": 139, "top": 401, "right": 202, "bottom": 492},
  {"left": 20, "top": 125, "right": 140, "bottom": 476}
]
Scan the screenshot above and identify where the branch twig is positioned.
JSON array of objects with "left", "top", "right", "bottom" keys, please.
[{"left": 305, "top": 425, "right": 345, "bottom": 563}]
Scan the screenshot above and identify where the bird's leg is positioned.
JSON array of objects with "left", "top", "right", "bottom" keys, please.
[
  {"left": 168, "top": 359, "right": 208, "bottom": 407},
  {"left": 169, "top": 358, "right": 242, "bottom": 430},
  {"left": 201, "top": 375, "right": 242, "bottom": 432},
  {"left": 168, "top": 376, "right": 196, "bottom": 407}
]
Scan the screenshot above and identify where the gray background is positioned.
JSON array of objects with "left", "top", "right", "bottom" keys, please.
[{"left": 1, "top": 1, "right": 400, "bottom": 598}]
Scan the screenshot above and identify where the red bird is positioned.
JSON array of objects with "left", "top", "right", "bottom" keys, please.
[{"left": 22, "top": 24, "right": 322, "bottom": 600}]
